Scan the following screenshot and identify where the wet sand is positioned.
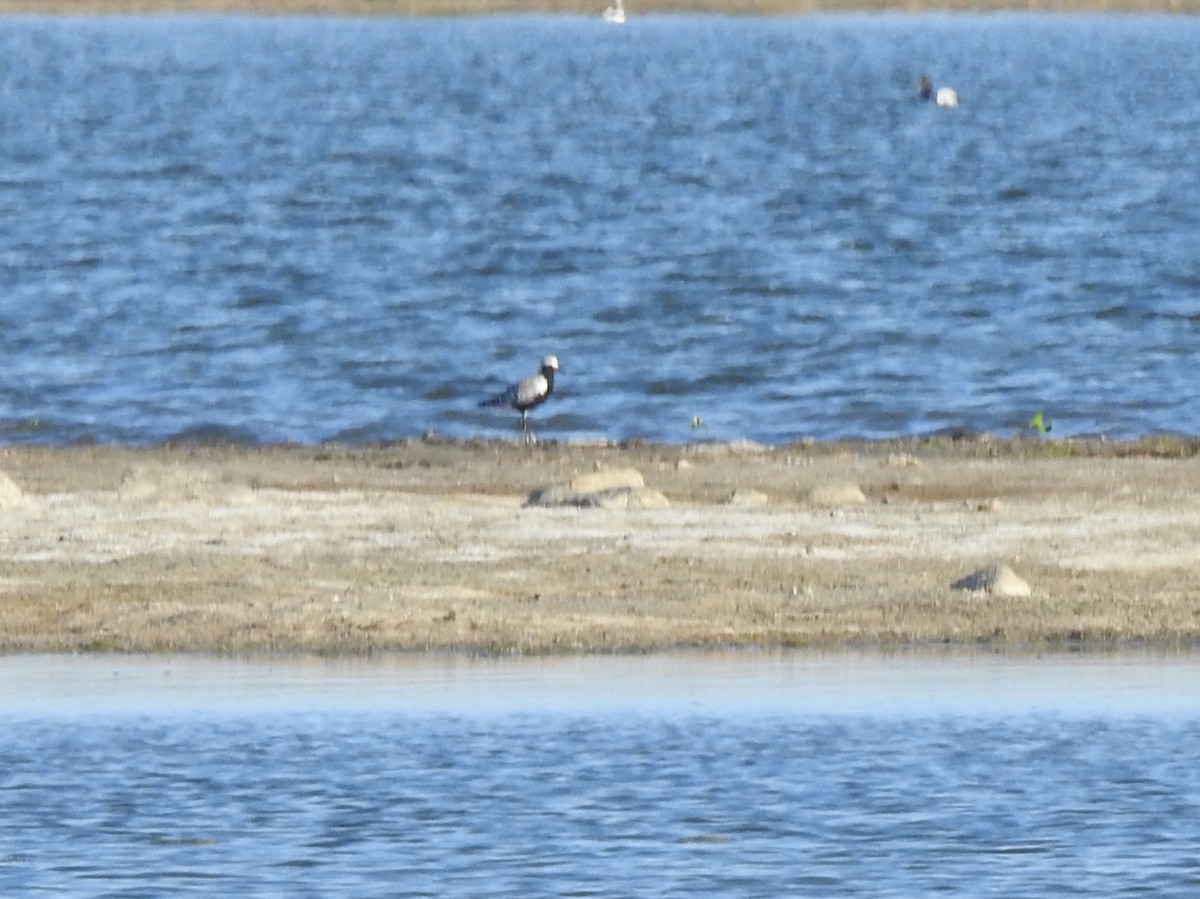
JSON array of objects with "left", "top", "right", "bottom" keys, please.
[{"left": 2, "top": 438, "right": 1200, "bottom": 654}]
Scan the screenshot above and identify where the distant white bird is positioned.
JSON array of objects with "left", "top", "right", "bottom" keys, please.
[
  {"left": 602, "top": 0, "right": 626, "bottom": 24},
  {"left": 919, "top": 74, "right": 959, "bottom": 108},
  {"left": 935, "top": 86, "right": 959, "bottom": 108},
  {"left": 480, "top": 355, "right": 559, "bottom": 442}
]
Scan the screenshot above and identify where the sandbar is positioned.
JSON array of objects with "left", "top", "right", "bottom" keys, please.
[{"left": 2, "top": 437, "right": 1199, "bottom": 654}]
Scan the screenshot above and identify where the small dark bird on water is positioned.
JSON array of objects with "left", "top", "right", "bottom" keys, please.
[{"left": 480, "top": 355, "right": 559, "bottom": 442}]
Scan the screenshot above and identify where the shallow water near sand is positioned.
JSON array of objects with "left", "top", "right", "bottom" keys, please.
[
  {"left": 1, "top": 15, "right": 1199, "bottom": 445},
  {"left": 3, "top": 652, "right": 1200, "bottom": 896}
]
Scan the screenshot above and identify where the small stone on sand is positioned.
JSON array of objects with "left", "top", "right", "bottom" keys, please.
[
  {"left": 117, "top": 465, "right": 255, "bottom": 505},
  {"left": 806, "top": 484, "right": 867, "bottom": 507},
  {"left": 526, "top": 469, "right": 667, "bottom": 509},
  {"left": 951, "top": 563, "right": 1031, "bottom": 597},
  {"left": 565, "top": 468, "right": 644, "bottom": 493},
  {"left": 720, "top": 488, "right": 768, "bottom": 507},
  {"left": 0, "top": 470, "right": 28, "bottom": 508}
]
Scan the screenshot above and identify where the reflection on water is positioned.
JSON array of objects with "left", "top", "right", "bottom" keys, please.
[
  {"left": 3, "top": 651, "right": 1200, "bottom": 718},
  {"left": 2, "top": 653, "right": 1199, "bottom": 897}
]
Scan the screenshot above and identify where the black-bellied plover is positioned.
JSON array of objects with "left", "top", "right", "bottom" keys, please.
[{"left": 480, "top": 355, "right": 559, "bottom": 442}]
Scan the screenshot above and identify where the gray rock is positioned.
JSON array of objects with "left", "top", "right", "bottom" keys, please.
[
  {"left": 0, "top": 470, "right": 27, "bottom": 508},
  {"left": 685, "top": 440, "right": 769, "bottom": 456},
  {"left": 806, "top": 484, "right": 867, "bottom": 507},
  {"left": 720, "top": 488, "right": 769, "bottom": 507},
  {"left": 526, "top": 469, "right": 666, "bottom": 509},
  {"left": 565, "top": 468, "right": 644, "bottom": 493},
  {"left": 951, "top": 564, "right": 1031, "bottom": 597},
  {"left": 587, "top": 487, "right": 670, "bottom": 509},
  {"left": 118, "top": 465, "right": 255, "bottom": 505}
]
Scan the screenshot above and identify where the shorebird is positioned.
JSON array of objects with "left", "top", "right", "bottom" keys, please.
[
  {"left": 935, "top": 86, "right": 959, "bottom": 107},
  {"left": 480, "top": 355, "right": 559, "bottom": 443},
  {"left": 919, "top": 75, "right": 959, "bottom": 108},
  {"left": 602, "top": 0, "right": 626, "bottom": 24}
]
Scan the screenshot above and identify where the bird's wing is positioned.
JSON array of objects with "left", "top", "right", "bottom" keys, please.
[{"left": 480, "top": 383, "right": 519, "bottom": 408}]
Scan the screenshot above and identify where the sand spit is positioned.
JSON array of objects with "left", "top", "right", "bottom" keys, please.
[{"left": 1, "top": 437, "right": 1200, "bottom": 654}]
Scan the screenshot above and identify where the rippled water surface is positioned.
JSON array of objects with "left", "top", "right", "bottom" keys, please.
[
  {"left": 3, "top": 653, "right": 1200, "bottom": 896},
  {"left": 1, "top": 14, "right": 1199, "bottom": 444}
]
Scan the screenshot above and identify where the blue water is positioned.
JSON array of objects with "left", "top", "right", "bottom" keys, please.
[
  {"left": 1, "top": 14, "right": 1198, "bottom": 445},
  {"left": 3, "top": 653, "right": 1200, "bottom": 896}
]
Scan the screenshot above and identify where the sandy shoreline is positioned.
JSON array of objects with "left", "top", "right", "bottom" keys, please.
[{"left": 2, "top": 437, "right": 1199, "bottom": 655}]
